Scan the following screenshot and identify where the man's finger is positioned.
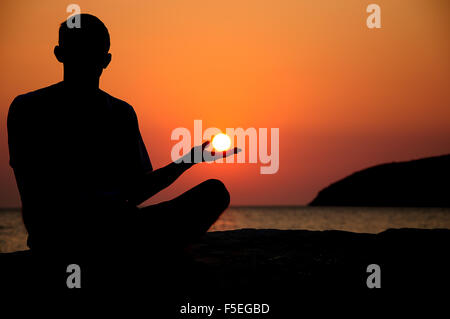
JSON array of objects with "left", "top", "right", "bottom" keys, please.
[
  {"left": 201, "top": 141, "right": 211, "bottom": 150},
  {"left": 215, "top": 147, "right": 241, "bottom": 159},
  {"left": 207, "top": 147, "right": 241, "bottom": 160},
  {"left": 224, "top": 147, "right": 241, "bottom": 157}
]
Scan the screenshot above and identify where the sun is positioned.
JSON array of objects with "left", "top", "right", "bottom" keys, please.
[{"left": 212, "top": 133, "right": 231, "bottom": 152}]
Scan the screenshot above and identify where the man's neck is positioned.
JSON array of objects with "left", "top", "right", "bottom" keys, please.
[{"left": 62, "top": 77, "right": 100, "bottom": 93}]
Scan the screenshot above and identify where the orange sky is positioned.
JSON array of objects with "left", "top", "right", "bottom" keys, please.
[{"left": 1, "top": 0, "right": 449, "bottom": 206}]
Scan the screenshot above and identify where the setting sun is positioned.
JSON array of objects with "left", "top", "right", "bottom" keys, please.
[{"left": 212, "top": 133, "right": 232, "bottom": 152}]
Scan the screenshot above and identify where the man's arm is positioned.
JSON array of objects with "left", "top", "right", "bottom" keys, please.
[
  {"left": 127, "top": 142, "right": 239, "bottom": 206},
  {"left": 128, "top": 160, "right": 193, "bottom": 206}
]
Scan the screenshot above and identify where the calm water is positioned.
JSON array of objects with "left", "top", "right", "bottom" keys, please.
[
  {"left": 1, "top": 206, "right": 450, "bottom": 253},
  {"left": 210, "top": 206, "right": 450, "bottom": 232}
]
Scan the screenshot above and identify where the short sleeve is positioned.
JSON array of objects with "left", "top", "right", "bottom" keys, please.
[
  {"left": 127, "top": 105, "right": 152, "bottom": 174},
  {"left": 7, "top": 95, "right": 25, "bottom": 168},
  {"left": 137, "top": 126, "right": 152, "bottom": 173}
]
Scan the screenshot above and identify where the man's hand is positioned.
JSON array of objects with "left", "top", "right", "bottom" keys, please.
[
  {"left": 182, "top": 141, "right": 241, "bottom": 164},
  {"left": 202, "top": 141, "right": 241, "bottom": 162}
]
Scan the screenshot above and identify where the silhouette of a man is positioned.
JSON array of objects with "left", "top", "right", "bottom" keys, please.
[{"left": 7, "top": 14, "right": 237, "bottom": 254}]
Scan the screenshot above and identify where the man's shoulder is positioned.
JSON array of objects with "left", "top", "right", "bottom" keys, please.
[
  {"left": 9, "top": 83, "right": 62, "bottom": 119},
  {"left": 10, "top": 83, "right": 62, "bottom": 110},
  {"left": 101, "top": 91, "right": 138, "bottom": 119},
  {"left": 13, "top": 82, "right": 62, "bottom": 101}
]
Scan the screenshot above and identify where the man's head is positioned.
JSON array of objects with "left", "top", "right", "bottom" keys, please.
[{"left": 54, "top": 14, "right": 112, "bottom": 84}]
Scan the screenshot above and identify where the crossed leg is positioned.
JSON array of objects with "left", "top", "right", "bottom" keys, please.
[{"left": 137, "top": 179, "right": 230, "bottom": 249}]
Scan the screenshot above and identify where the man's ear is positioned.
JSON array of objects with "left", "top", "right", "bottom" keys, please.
[
  {"left": 103, "top": 53, "right": 112, "bottom": 69},
  {"left": 54, "top": 46, "right": 64, "bottom": 63}
]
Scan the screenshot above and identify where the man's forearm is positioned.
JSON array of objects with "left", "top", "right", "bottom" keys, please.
[{"left": 128, "top": 161, "right": 194, "bottom": 206}]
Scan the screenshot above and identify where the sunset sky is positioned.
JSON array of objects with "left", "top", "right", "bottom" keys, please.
[{"left": 1, "top": 0, "right": 449, "bottom": 206}]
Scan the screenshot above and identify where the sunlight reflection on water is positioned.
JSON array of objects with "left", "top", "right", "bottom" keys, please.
[{"left": 210, "top": 206, "right": 450, "bottom": 233}]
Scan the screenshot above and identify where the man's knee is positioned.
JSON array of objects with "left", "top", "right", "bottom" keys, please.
[{"left": 203, "top": 179, "right": 230, "bottom": 209}]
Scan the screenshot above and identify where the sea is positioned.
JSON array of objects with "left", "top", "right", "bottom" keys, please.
[{"left": 1, "top": 206, "right": 450, "bottom": 253}]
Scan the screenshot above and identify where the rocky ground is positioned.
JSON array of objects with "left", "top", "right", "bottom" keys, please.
[
  {"left": 186, "top": 228, "right": 450, "bottom": 292},
  {"left": 1, "top": 228, "right": 449, "bottom": 314}
]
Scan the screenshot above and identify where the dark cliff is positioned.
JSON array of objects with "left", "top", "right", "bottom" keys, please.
[{"left": 310, "top": 154, "right": 450, "bottom": 207}]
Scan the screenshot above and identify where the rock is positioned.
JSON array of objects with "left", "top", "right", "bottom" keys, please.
[
  {"left": 310, "top": 154, "right": 450, "bottom": 207},
  {"left": 185, "top": 228, "right": 450, "bottom": 294},
  {"left": 1, "top": 228, "right": 448, "bottom": 307}
]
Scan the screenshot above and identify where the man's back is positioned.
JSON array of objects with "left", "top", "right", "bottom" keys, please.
[{"left": 7, "top": 82, "right": 152, "bottom": 251}]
